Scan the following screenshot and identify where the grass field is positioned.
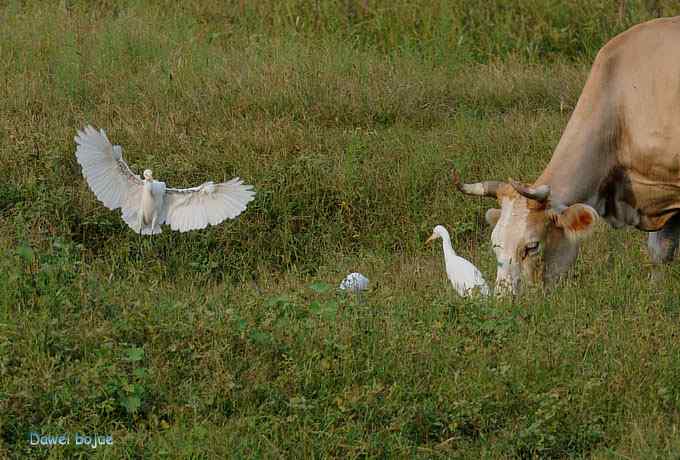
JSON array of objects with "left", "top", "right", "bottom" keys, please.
[{"left": 4, "top": 1, "right": 680, "bottom": 458}]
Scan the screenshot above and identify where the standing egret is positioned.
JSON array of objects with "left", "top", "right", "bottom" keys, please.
[
  {"left": 75, "top": 125, "right": 255, "bottom": 234},
  {"left": 426, "top": 225, "right": 490, "bottom": 297}
]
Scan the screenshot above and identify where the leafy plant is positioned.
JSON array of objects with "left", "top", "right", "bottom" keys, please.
[{"left": 114, "top": 346, "right": 148, "bottom": 416}]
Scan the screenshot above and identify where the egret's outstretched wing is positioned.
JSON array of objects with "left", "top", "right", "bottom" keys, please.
[
  {"left": 74, "top": 125, "right": 143, "bottom": 210},
  {"left": 163, "top": 178, "right": 255, "bottom": 232}
]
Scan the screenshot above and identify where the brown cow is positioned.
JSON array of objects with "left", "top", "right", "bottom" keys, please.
[{"left": 456, "top": 17, "right": 680, "bottom": 295}]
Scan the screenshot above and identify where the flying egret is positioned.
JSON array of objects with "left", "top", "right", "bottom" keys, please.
[
  {"left": 339, "top": 272, "right": 369, "bottom": 293},
  {"left": 74, "top": 125, "right": 256, "bottom": 235},
  {"left": 426, "top": 225, "right": 490, "bottom": 297}
]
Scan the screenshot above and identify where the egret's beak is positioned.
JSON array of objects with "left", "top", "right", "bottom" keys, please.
[{"left": 425, "top": 234, "right": 437, "bottom": 245}]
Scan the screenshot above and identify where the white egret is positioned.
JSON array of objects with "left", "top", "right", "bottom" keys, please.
[
  {"left": 339, "top": 272, "right": 369, "bottom": 293},
  {"left": 74, "top": 125, "right": 255, "bottom": 235},
  {"left": 426, "top": 225, "right": 490, "bottom": 297}
]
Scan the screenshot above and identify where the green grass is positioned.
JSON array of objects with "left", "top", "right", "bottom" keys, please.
[{"left": 3, "top": 1, "right": 680, "bottom": 458}]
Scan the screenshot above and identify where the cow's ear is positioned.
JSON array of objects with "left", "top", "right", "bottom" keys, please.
[
  {"left": 551, "top": 204, "right": 598, "bottom": 241},
  {"left": 485, "top": 208, "right": 501, "bottom": 226}
]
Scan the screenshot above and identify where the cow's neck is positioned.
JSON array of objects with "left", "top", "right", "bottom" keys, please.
[
  {"left": 534, "top": 118, "right": 612, "bottom": 207},
  {"left": 533, "top": 109, "right": 644, "bottom": 229},
  {"left": 531, "top": 52, "right": 626, "bottom": 206},
  {"left": 536, "top": 82, "right": 632, "bottom": 204}
]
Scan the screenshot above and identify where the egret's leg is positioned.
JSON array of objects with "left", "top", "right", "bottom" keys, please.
[
  {"left": 137, "top": 211, "right": 145, "bottom": 234},
  {"left": 153, "top": 198, "right": 164, "bottom": 234},
  {"left": 133, "top": 223, "right": 144, "bottom": 266}
]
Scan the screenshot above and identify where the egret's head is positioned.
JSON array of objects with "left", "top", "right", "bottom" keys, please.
[
  {"left": 426, "top": 225, "right": 449, "bottom": 244},
  {"left": 143, "top": 169, "right": 153, "bottom": 180}
]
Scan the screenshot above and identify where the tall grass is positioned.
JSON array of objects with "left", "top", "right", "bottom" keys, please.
[{"left": 3, "top": 1, "right": 680, "bottom": 458}]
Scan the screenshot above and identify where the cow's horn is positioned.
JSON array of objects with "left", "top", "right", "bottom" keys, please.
[
  {"left": 453, "top": 170, "right": 503, "bottom": 198},
  {"left": 510, "top": 180, "right": 550, "bottom": 202}
]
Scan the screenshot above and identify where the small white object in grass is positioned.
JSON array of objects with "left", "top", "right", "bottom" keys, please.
[
  {"left": 74, "top": 125, "right": 255, "bottom": 234},
  {"left": 426, "top": 225, "right": 490, "bottom": 297},
  {"left": 339, "top": 272, "right": 369, "bottom": 293}
]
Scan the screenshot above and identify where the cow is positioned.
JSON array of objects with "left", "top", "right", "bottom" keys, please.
[{"left": 455, "top": 16, "right": 680, "bottom": 295}]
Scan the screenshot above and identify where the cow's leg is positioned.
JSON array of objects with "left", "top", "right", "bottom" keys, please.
[{"left": 647, "top": 215, "right": 680, "bottom": 264}]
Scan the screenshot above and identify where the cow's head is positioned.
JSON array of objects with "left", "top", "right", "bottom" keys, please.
[{"left": 454, "top": 172, "right": 598, "bottom": 295}]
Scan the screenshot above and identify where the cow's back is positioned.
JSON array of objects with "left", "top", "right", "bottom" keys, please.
[
  {"left": 600, "top": 18, "right": 680, "bottom": 181},
  {"left": 536, "top": 17, "right": 680, "bottom": 231}
]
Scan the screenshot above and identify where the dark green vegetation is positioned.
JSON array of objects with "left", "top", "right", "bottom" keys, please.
[{"left": 3, "top": 1, "right": 680, "bottom": 458}]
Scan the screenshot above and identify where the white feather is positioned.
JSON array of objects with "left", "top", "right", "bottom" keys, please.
[
  {"left": 339, "top": 272, "right": 369, "bottom": 293},
  {"left": 75, "top": 125, "right": 142, "bottom": 211},
  {"left": 164, "top": 179, "right": 256, "bottom": 232}
]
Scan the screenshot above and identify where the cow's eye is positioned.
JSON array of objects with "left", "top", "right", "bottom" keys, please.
[{"left": 524, "top": 241, "right": 540, "bottom": 257}]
